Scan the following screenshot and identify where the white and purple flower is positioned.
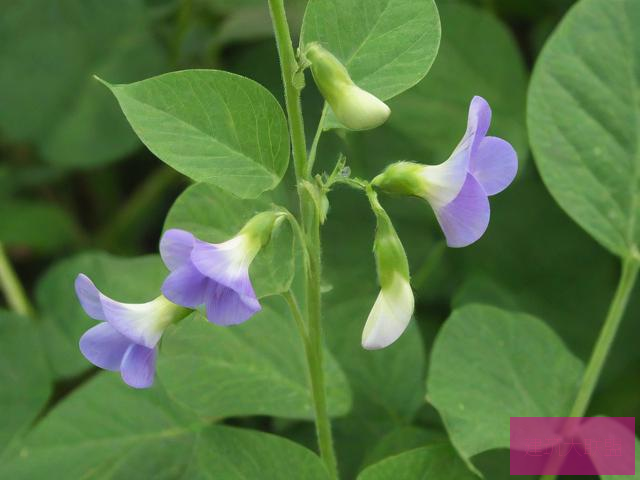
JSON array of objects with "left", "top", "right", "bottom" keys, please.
[
  {"left": 373, "top": 96, "right": 518, "bottom": 247},
  {"left": 159, "top": 211, "right": 282, "bottom": 326},
  {"left": 76, "top": 274, "right": 189, "bottom": 388}
]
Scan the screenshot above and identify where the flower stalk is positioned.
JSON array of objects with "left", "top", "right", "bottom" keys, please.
[
  {"left": 540, "top": 257, "right": 639, "bottom": 480},
  {"left": 268, "top": 0, "right": 339, "bottom": 478}
]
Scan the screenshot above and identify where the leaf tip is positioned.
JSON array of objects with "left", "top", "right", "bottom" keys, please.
[{"left": 92, "top": 75, "right": 112, "bottom": 89}]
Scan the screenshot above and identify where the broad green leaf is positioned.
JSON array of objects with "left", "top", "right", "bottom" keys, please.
[
  {"left": 103, "top": 70, "right": 290, "bottom": 198},
  {"left": 427, "top": 305, "right": 583, "bottom": 466},
  {"left": 362, "top": 426, "right": 447, "bottom": 469},
  {"left": 0, "top": 200, "right": 79, "bottom": 253},
  {"left": 300, "top": 0, "right": 441, "bottom": 130},
  {"left": 0, "top": 0, "right": 166, "bottom": 167},
  {"left": 0, "top": 374, "right": 331, "bottom": 479},
  {"left": 528, "top": 0, "right": 640, "bottom": 257},
  {"left": 351, "top": 2, "right": 528, "bottom": 172},
  {"left": 158, "top": 299, "right": 351, "bottom": 420},
  {"left": 163, "top": 182, "right": 295, "bottom": 298},
  {"left": 0, "top": 311, "right": 51, "bottom": 458},
  {"left": 35, "top": 253, "right": 168, "bottom": 379},
  {"left": 357, "top": 444, "right": 477, "bottom": 480},
  {"left": 322, "top": 294, "right": 426, "bottom": 478}
]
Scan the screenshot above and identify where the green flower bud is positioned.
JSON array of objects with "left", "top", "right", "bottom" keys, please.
[
  {"left": 305, "top": 43, "right": 390, "bottom": 131},
  {"left": 362, "top": 190, "right": 414, "bottom": 350}
]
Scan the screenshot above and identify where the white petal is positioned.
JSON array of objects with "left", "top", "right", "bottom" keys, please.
[
  {"left": 101, "top": 295, "right": 178, "bottom": 348},
  {"left": 332, "top": 84, "right": 391, "bottom": 131},
  {"left": 420, "top": 137, "right": 472, "bottom": 209},
  {"left": 362, "top": 274, "right": 414, "bottom": 350}
]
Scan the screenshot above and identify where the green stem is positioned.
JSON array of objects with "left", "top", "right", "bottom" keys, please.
[
  {"left": 267, "top": 0, "right": 307, "bottom": 181},
  {"left": 540, "top": 257, "right": 639, "bottom": 480},
  {"left": 268, "top": 1, "right": 339, "bottom": 478},
  {"left": 97, "top": 167, "right": 181, "bottom": 250},
  {"left": 308, "top": 104, "right": 328, "bottom": 176},
  {"left": 0, "top": 242, "right": 35, "bottom": 317},
  {"left": 411, "top": 241, "right": 446, "bottom": 291}
]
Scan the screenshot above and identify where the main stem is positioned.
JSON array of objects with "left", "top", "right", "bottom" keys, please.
[
  {"left": 268, "top": 1, "right": 339, "bottom": 478},
  {"left": 0, "top": 242, "right": 35, "bottom": 317},
  {"left": 540, "top": 257, "right": 639, "bottom": 480}
]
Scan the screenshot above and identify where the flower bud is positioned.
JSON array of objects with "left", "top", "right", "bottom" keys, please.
[
  {"left": 361, "top": 191, "right": 414, "bottom": 350},
  {"left": 305, "top": 43, "right": 390, "bottom": 131}
]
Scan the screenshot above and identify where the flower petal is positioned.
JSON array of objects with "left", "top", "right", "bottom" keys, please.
[
  {"left": 421, "top": 143, "right": 471, "bottom": 209},
  {"left": 79, "top": 322, "right": 131, "bottom": 371},
  {"left": 469, "top": 136, "right": 518, "bottom": 196},
  {"left": 204, "top": 282, "right": 261, "bottom": 326},
  {"left": 435, "top": 174, "right": 490, "bottom": 248},
  {"left": 162, "top": 263, "right": 208, "bottom": 308},
  {"left": 101, "top": 296, "right": 174, "bottom": 348},
  {"left": 160, "top": 229, "right": 195, "bottom": 271},
  {"left": 191, "top": 237, "right": 255, "bottom": 297},
  {"left": 120, "top": 344, "right": 157, "bottom": 389},
  {"left": 75, "top": 274, "right": 106, "bottom": 321},
  {"left": 466, "top": 95, "right": 491, "bottom": 150},
  {"left": 362, "top": 274, "right": 414, "bottom": 350}
]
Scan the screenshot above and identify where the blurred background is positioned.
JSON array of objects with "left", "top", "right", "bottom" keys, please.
[{"left": 0, "top": 0, "right": 636, "bottom": 478}]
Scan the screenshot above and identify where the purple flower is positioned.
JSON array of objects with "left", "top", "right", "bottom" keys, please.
[
  {"left": 160, "top": 229, "right": 262, "bottom": 326},
  {"left": 373, "top": 96, "right": 518, "bottom": 247},
  {"left": 76, "top": 274, "right": 189, "bottom": 388}
]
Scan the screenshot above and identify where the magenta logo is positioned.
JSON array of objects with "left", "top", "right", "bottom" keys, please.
[{"left": 510, "top": 417, "right": 635, "bottom": 475}]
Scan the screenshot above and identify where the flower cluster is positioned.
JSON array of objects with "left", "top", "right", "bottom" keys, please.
[
  {"left": 76, "top": 43, "right": 517, "bottom": 386},
  {"left": 76, "top": 212, "right": 283, "bottom": 388}
]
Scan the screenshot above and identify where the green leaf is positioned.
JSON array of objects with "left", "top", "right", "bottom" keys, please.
[
  {"left": 427, "top": 305, "right": 583, "bottom": 467},
  {"left": 528, "top": 0, "right": 640, "bottom": 257},
  {"left": 0, "top": 311, "right": 51, "bottom": 459},
  {"left": 350, "top": 2, "right": 528, "bottom": 172},
  {"left": 0, "top": 374, "right": 331, "bottom": 479},
  {"left": 158, "top": 299, "right": 352, "bottom": 420},
  {"left": 103, "top": 70, "right": 290, "bottom": 198},
  {"left": 0, "top": 200, "right": 79, "bottom": 253},
  {"left": 357, "top": 444, "right": 477, "bottom": 480},
  {"left": 300, "top": 0, "right": 441, "bottom": 130},
  {"left": 163, "top": 182, "right": 295, "bottom": 298},
  {"left": 361, "top": 426, "right": 447, "bottom": 469},
  {"left": 322, "top": 295, "right": 427, "bottom": 478},
  {"left": 0, "top": 0, "right": 167, "bottom": 167},
  {"left": 35, "top": 253, "right": 168, "bottom": 379}
]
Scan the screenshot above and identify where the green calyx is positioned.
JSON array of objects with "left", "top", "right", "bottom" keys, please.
[
  {"left": 367, "top": 188, "right": 411, "bottom": 289},
  {"left": 372, "top": 161, "right": 426, "bottom": 198},
  {"left": 305, "top": 42, "right": 353, "bottom": 104},
  {"left": 240, "top": 211, "right": 286, "bottom": 250}
]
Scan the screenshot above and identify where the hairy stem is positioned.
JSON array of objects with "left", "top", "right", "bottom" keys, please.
[
  {"left": 540, "top": 257, "right": 639, "bottom": 480},
  {"left": 268, "top": 1, "right": 339, "bottom": 477},
  {"left": 0, "top": 242, "right": 35, "bottom": 318}
]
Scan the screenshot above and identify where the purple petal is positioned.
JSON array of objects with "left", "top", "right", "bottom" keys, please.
[
  {"left": 160, "top": 229, "right": 195, "bottom": 271},
  {"left": 205, "top": 283, "right": 261, "bottom": 326},
  {"left": 75, "top": 274, "right": 106, "bottom": 321},
  {"left": 120, "top": 344, "right": 157, "bottom": 389},
  {"left": 469, "top": 136, "right": 518, "bottom": 196},
  {"left": 191, "top": 239, "right": 255, "bottom": 297},
  {"left": 466, "top": 96, "right": 492, "bottom": 151},
  {"left": 435, "top": 174, "right": 490, "bottom": 248},
  {"left": 79, "top": 323, "right": 131, "bottom": 371},
  {"left": 161, "top": 263, "right": 208, "bottom": 308}
]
